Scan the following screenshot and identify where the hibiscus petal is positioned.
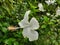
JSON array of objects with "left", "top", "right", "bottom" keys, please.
[
  {"left": 18, "top": 10, "right": 30, "bottom": 28},
  {"left": 45, "top": 1, "right": 51, "bottom": 5},
  {"left": 56, "top": 7, "right": 60, "bottom": 15},
  {"left": 22, "top": 27, "right": 38, "bottom": 41},
  {"left": 45, "top": 0, "right": 55, "bottom": 5},
  {"left": 38, "top": 3, "right": 45, "bottom": 11},
  {"left": 28, "top": 30, "right": 38, "bottom": 41},
  {"left": 18, "top": 20, "right": 29, "bottom": 28},
  {"left": 30, "top": 17, "right": 39, "bottom": 30},
  {"left": 51, "top": 0, "right": 55, "bottom": 3},
  {"left": 24, "top": 10, "right": 31, "bottom": 21},
  {"left": 22, "top": 27, "right": 31, "bottom": 38}
]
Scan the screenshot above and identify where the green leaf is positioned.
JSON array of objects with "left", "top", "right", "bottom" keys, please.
[
  {"left": 41, "top": 24, "right": 47, "bottom": 28},
  {"left": 0, "top": 15, "right": 4, "bottom": 19},
  {"left": 4, "top": 38, "right": 16, "bottom": 45},
  {"left": 43, "top": 16, "right": 49, "bottom": 22},
  {"left": 2, "top": 5, "right": 11, "bottom": 15},
  {"left": 2, "top": 27, "right": 8, "bottom": 33},
  {"left": 14, "top": 41, "right": 19, "bottom": 45},
  {"left": 48, "top": 21, "right": 54, "bottom": 25},
  {"left": 55, "top": 42, "right": 58, "bottom": 45}
]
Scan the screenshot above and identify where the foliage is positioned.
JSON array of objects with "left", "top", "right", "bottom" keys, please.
[{"left": 0, "top": 0, "right": 60, "bottom": 45}]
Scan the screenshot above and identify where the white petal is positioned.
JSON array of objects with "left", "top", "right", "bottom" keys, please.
[
  {"left": 22, "top": 27, "right": 31, "bottom": 38},
  {"left": 45, "top": 0, "right": 55, "bottom": 5},
  {"left": 24, "top": 10, "right": 31, "bottom": 21},
  {"left": 22, "top": 28, "right": 38, "bottom": 41},
  {"left": 28, "top": 30, "right": 38, "bottom": 41},
  {"left": 38, "top": 3, "right": 45, "bottom": 11},
  {"left": 30, "top": 17, "right": 39, "bottom": 30},
  {"left": 56, "top": 7, "right": 60, "bottom": 15},
  {"left": 51, "top": 0, "right": 55, "bottom": 3},
  {"left": 18, "top": 10, "right": 30, "bottom": 28},
  {"left": 18, "top": 20, "right": 29, "bottom": 28},
  {"left": 45, "top": 1, "right": 51, "bottom": 5}
]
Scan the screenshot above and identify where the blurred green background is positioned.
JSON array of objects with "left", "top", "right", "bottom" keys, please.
[{"left": 0, "top": 0, "right": 60, "bottom": 45}]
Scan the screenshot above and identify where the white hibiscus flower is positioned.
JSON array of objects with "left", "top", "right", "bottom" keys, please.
[
  {"left": 45, "top": 0, "right": 56, "bottom": 5},
  {"left": 18, "top": 10, "right": 39, "bottom": 41},
  {"left": 38, "top": 3, "right": 45, "bottom": 11}
]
